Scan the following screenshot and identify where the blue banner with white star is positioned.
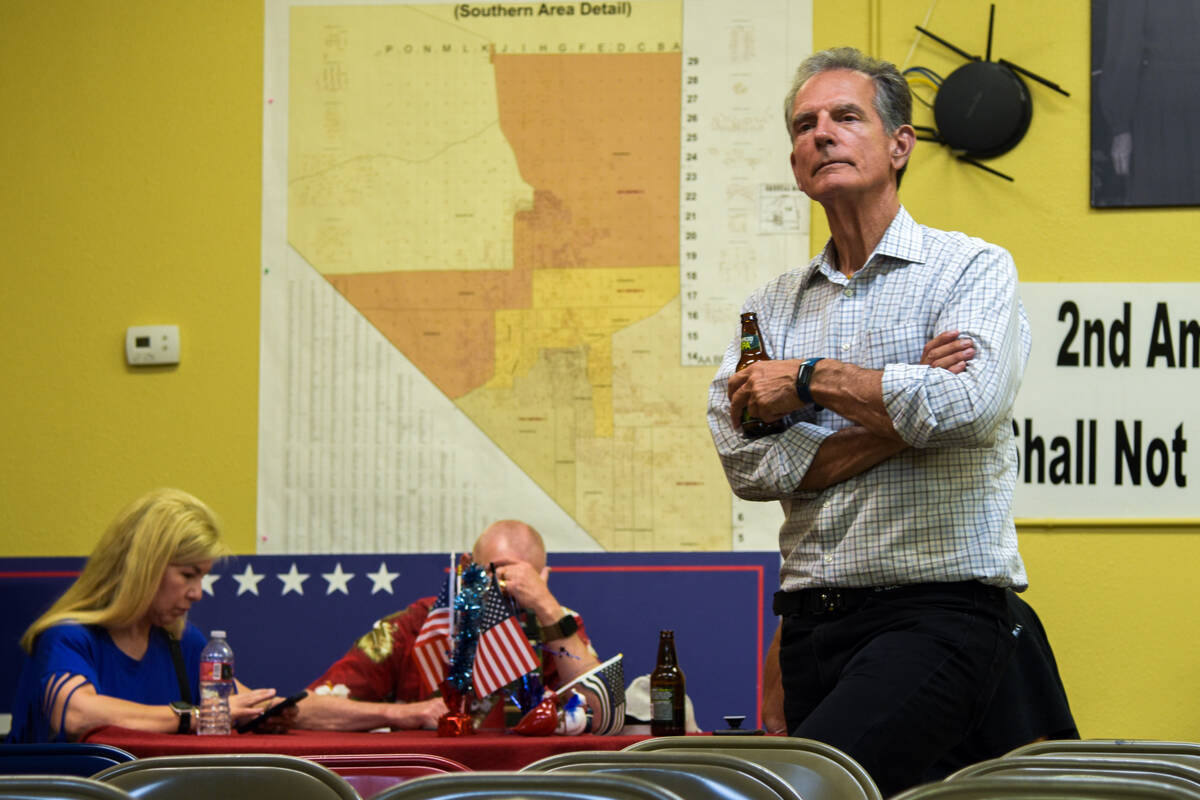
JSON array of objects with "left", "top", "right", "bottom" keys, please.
[{"left": 1, "top": 551, "right": 778, "bottom": 732}]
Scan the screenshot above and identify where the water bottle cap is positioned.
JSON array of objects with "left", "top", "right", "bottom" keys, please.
[{"left": 211, "top": 630, "right": 226, "bottom": 638}]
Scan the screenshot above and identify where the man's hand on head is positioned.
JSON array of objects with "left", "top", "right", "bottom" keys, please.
[
  {"left": 728, "top": 359, "right": 808, "bottom": 427},
  {"left": 493, "top": 560, "right": 559, "bottom": 623}
]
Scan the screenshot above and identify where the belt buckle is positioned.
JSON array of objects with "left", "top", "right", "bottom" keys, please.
[{"left": 817, "top": 590, "right": 843, "bottom": 613}]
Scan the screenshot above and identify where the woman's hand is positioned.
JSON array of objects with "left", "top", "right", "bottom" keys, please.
[
  {"left": 242, "top": 692, "right": 302, "bottom": 734},
  {"left": 229, "top": 687, "right": 279, "bottom": 724}
]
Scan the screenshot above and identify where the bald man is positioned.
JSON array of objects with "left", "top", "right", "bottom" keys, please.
[{"left": 292, "top": 521, "right": 602, "bottom": 731}]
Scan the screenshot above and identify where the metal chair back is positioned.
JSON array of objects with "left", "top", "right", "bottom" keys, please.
[
  {"left": 891, "top": 774, "right": 1200, "bottom": 800},
  {"left": 950, "top": 754, "right": 1200, "bottom": 790},
  {"left": 369, "top": 771, "right": 686, "bottom": 800},
  {"left": 92, "top": 754, "right": 358, "bottom": 800},
  {"left": 305, "top": 753, "right": 470, "bottom": 799},
  {"left": 0, "top": 774, "right": 135, "bottom": 800},
  {"left": 625, "top": 734, "right": 880, "bottom": 800},
  {"left": 1007, "top": 739, "right": 1200, "bottom": 768},
  {"left": 525, "top": 750, "right": 800, "bottom": 800},
  {"left": 0, "top": 744, "right": 136, "bottom": 777}
]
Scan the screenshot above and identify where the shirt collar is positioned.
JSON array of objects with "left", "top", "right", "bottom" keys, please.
[
  {"left": 873, "top": 205, "right": 925, "bottom": 266},
  {"left": 807, "top": 205, "right": 925, "bottom": 285}
]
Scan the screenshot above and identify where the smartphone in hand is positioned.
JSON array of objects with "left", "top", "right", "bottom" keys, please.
[{"left": 235, "top": 690, "right": 307, "bottom": 734}]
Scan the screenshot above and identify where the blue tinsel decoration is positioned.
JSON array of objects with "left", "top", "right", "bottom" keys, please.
[{"left": 445, "top": 562, "right": 487, "bottom": 694}]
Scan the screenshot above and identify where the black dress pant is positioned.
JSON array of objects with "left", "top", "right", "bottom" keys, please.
[
  {"left": 921, "top": 590, "right": 1079, "bottom": 782},
  {"left": 777, "top": 581, "right": 1016, "bottom": 798}
]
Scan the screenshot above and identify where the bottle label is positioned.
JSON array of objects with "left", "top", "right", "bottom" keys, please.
[
  {"left": 740, "top": 334, "right": 760, "bottom": 352},
  {"left": 200, "top": 661, "right": 233, "bottom": 682},
  {"left": 650, "top": 687, "right": 677, "bottom": 722}
]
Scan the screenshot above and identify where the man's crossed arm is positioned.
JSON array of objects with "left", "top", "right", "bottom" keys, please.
[{"left": 730, "top": 332, "right": 975, "bottom": 491}]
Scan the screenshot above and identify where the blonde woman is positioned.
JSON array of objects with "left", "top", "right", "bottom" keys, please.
[{"left": 8, "top": 488, "right": 281, "bottom": 742}]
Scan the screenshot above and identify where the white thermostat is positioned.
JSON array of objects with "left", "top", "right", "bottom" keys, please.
[{"left": 125, "top": 325, "right": 180, "bottom": 366}]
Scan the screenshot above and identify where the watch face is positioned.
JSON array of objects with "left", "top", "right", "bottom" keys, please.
[
  {"left": 543, "top": 614, "right": 579, "bottom": 640},
  {"left": 170, "top": 701, "right": 192, "bottom": 733}
]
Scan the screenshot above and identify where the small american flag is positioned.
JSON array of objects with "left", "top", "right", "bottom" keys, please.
[
  {"left": 472, "top": 587, "right": 539, "bottom": 697},
  {"left": 412, "top": 578, "right": 452, "bottom": 695},
  {"left": 560, "top": 653, "right": 626, "bottom": 736}
]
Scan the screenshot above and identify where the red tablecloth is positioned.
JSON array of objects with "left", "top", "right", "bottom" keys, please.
[{"left": 82, "top": 727, "right": 651, "bottom": 771}]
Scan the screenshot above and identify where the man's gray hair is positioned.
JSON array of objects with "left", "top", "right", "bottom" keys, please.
[{"left": 784, "top": 47, "right": 912, "bottom": 137}]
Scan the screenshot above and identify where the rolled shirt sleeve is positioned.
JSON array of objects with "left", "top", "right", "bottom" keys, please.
[
  {"left": 707, "top": 304, "right": 835, "bottom": 502},
  {"left": 882, "top": 244, "right": 1028, "bottom": 449}
]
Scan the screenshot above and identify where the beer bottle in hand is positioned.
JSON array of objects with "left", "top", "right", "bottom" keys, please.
[
  {"left": 650, "top": 629, "right": 686, "bottom": 735},
  {"left": 736, "top": 312, "right": 788, "bottom": 437}
]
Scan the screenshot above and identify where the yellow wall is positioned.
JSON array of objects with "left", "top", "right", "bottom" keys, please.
[
  {"left": 0, "top": 1, "right": 263, "bottom": 554},
  {"left": 1, "top": 0, "right": 1197, "bottom": 742}
]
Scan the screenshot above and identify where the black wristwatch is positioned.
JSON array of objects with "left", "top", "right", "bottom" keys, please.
[
  {"left": 169, "top": 700, "right": 197, "bottom": 734},
  {"left": 795, "top": 357, "right": 823, "bottom": 407},
  {"left": 539, "top": 613, "right": 579, "bottom": 641}
]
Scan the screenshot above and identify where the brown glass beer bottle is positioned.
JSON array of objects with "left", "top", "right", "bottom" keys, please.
[
  {"left": 650, "top": 629, "right": 686, "bottom": 735},
  {"left": 736, "top": 312, "right": 788, "bottom": 437}
]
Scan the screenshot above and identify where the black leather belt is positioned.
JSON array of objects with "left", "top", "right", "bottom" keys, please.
[{"left": 773, "top": 580, "right": 999, "bottom": 616}]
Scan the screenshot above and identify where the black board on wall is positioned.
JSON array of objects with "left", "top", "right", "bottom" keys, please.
[{"left": 1091, "top": 0, "right": 1200, "bottom": 208}]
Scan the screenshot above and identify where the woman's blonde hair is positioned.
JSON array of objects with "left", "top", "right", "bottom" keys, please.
[{"left": 21, "top": 488, "right": 230, "bottom": 651}]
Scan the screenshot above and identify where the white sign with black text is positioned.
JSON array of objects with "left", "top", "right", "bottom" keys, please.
[{"left": 1012, "top": 283, "right": 1198, "bottom": 521}]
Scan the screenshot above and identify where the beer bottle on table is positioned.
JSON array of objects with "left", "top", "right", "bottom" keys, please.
[
  {"left": 736, "top": 312, "right": 788, "bottom": 437},
  {"left": 650, "top": 629, "right": 686, "bottom": 736}
]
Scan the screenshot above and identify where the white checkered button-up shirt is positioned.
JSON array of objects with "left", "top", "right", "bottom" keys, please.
[{"left": 707, "top": 207, "right": 1029, "bottom": 591}]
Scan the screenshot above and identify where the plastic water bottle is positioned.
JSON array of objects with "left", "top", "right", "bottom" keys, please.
[{"left": 197, "top": 630, "right": 234, "bottom": 735}]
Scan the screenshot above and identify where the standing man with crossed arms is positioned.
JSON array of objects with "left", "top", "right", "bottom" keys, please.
[{"left": 707, "top": 47, "right": 1031, "bottom": 796}]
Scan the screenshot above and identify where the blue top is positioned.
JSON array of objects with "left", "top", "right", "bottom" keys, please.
[{"left": 7, "top": 622, "right": 205, "bottom": 743}]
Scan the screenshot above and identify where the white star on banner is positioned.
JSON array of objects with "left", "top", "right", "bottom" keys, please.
[
  {"left": 278, "top": 563, "right": 310, "bottom": 596},
  {"left": 233, "top": 564, "right": 265, "bottom": 596},
  {"left": 367, "top": 562, "right": 399, "bottom": 595},
  {"left": 201, "top": 573, "right": 221, "bottom": 596},
  {"left": 322, "top": 563, "right": 354, "bottom": 595}
]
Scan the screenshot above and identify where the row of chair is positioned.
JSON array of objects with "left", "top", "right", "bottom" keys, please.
[
  {"left": 535, "top": 735, "right": 881, "bottom": 800},
  {"left": 0, "top": 735, "right": 872, "bottom": 800},
  {"left": 893, "top": 738, "right": 1200, "bottom": 800},
  {"left": 372, "top": 738, "right": 1200, "bottom": 800},
  {"left": 0, "top": 747, "right": 471, "bottom": 799},
  {"left": 0, "top": 747, "right": 826, "bottom": 800},
  {"left": 3, "top": 737, "right": 1200, "bottom": 800},
  {"left": 0, "top": 737, "right": 873, "bottom": 800}
]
